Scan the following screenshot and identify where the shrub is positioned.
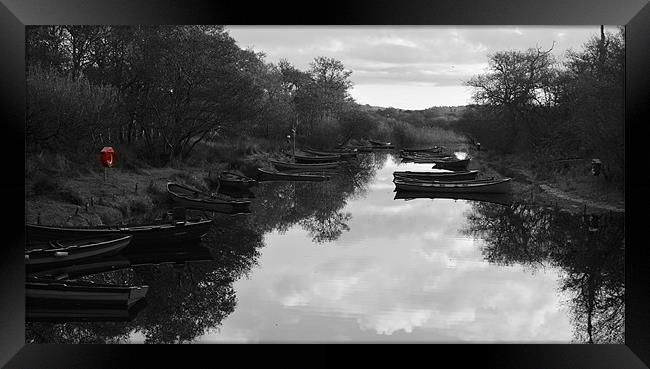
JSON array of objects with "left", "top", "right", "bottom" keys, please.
[
  {"left": 58, "top": 186, "right": 85, "bottom": 205},
  {"left": 31, "top": 174, "right": 60, "bottom": 196}
]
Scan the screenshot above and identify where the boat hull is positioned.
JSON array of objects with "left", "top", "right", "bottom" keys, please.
[
  {"left": 293, "top": 154, "right": 341, "bottom": 163},
  {"left": 431, "top": 158, "right": 471, "bottom": 170},
  {"left": 26, "top": 235, "right": 132, "bottom": 270},
  {"left": 257, "top": 168, "right": 329, "bottom": 182},
  {"left": 270, "top": 159, "right": 341, "bottom": 171},
  {"left": 218, "top": 173, "right": 257, "bottom": 189},
  {"left": 26, "top": 278, "right": 149, "bottom": 308},
  {"left": 393, "top": 178, "right": 511, "bottom": 194},
  {"left": 167, "top": 183, "right": 251, "bottom": 214},
  {"left": 26, "top": 220, "right": 213, "bottom": 247},
  {"left": 32, "top": 244, "right": 214, "bottom": 279},
  {"left": 303, "top": 148, "right": 357, "bottom": 158},
  {"left": 393, "top": 170, "right": 479, "bottom": 181}
]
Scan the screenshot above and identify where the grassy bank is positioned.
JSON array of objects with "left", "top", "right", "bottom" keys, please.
[
  {"left": 468, "top": 148, "right": 624, "bottom": 213},
  {"left": 25, "top": 139, "right": 286, "bottom": 227}
]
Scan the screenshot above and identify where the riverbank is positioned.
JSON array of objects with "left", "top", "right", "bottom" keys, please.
[
  {"left": 468, "top": 149, "right": 625, "bottom": 214},
  {"left": 25, "top": 146, "right": 288, "bottom": 227}
]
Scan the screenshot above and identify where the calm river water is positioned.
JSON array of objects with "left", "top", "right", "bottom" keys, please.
[{"left": 26, "top": 152, "right": 625, "bottom": 344}]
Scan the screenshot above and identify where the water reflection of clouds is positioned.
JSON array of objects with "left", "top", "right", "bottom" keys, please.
[
  {"left": 202, "top": 224, "right": 571, "bottom": 342},
  {"left": 198, "top": 154, "right": 572, "bottom": 342}
]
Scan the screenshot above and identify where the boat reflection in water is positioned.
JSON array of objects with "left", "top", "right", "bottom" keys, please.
[{"left": 394, "top": 190, "right": 514, "bottom": 206}]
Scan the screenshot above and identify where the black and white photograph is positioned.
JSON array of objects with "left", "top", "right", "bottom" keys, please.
[{"left": 21, "top": 24, "right": 627, "bottom": 345}]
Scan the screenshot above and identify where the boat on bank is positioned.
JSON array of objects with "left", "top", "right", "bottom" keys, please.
[
  {"left": 217, "top": 171, "right": 257, "bottom": 189},
  {"left": 167, "top": 182, "right": 251, "bottom": 214}
]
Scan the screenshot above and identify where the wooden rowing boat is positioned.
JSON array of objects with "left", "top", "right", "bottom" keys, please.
[
  {"left": 343, "top": 145, "right": 373, "bottom": 152},
  {"left": 217, "top": 171, "right": 257, "bottom": 189},
  {"left": 257, "top": 168, "right": 330, "bottom": 182},
  {"left": 368, "top": 140, "right": 394, "bottom": 149},
  {"left": 292, "top": 152, "right": 341, "bottom": 163},
  {"left": 303, "top": 148, "right": 358, "bottom": 158},
  {"left": 167, "top": 182, "right": 251, "bottom": 214},
  {"left": 401, "top": 146, "right": 445, "bottom": 153},
  {"left": 393, "top": 170, "right": 480, "bottom": 181},
  {"left": 431, "top": 157, "right": 471, "bottom": 170},
  {"left": 269, "top": 159, "right": 341, "bottom": 171},
  {"left": 26, "top": 235, "right": 132, "bottom": 271},
  {"left": 26, "top": 276, "right": 149, "bottom": 308},
  {"left": 31, "top": 244, "right": 214, "bottom": 279},
  {"left": 26, "top": 218, "right": 213, "bottom": 247},
  {"left": 400, "top": 154, "right": 456, "bottom": 162},
  {"left": 393, "top": 177, "right": 512, "bottom": 193}
]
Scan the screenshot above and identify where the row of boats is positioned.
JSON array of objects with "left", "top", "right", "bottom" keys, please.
[
  {"left": 392, "top": 147, "right": 512, "bottom": 196},
  {"left": 25, "top": 211, "right": 215, "bottom": 321}
]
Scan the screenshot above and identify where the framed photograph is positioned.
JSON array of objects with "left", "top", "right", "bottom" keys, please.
[{"left": 2, "top": 0, "right": 648, "bottom": 367}]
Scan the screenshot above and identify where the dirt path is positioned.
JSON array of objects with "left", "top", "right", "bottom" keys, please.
[{"left": 472, "top": 153, "right": 625, "bottom": 213}]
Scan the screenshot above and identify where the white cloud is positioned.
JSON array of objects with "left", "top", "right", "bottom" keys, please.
[{"left": 226, "top": 26, "right": 608, "bottom": 109}]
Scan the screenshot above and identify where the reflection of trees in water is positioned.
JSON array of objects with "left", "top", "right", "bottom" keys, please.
[
  {"left": 26, "top": 153, "right": 382, "bottom": 342},
  {"left": 252, "top": 152, "right": 383, "bottom": 243},
  {"left": 300, "top": 212, "right": 352, "bottom": 243},
  {"left": 26, "top": 215, "right": 264, "bottom": 344},
  {"left": 462, "top": 203, "right": 624, "bottom": 343}
]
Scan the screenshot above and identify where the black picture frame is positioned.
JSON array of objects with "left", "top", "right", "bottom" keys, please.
[{"left": 1, "top": 0, "right": 648, "bottom": 367}]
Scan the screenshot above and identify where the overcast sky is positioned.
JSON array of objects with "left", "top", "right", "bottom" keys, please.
[{"left": 226, "top": 26, "right": 619, "bottom": 110}]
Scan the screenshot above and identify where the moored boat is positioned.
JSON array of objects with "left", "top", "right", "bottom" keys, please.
[
  {"left": 269, "top": 159, "right": 341, "bottom": 171},
  {"left": 400, "top": 154, "right": 456, "bottom": 162},
  {"left": 31, "top": 243, "right": 214, "bottom": 279},
  {"left": 257, "top": 168, "right": 330, "bottom": 182},
  {"left": 393, "top": 170, "right": 480, "bottom": 181},
  {"left": 26, "top": 235, "right": 132, "bottom": 271},
  {"left": 26, "top": 276, "right": 149, "bottom": 308},
  {"left": 401, "top": 146, "right": 445, "bottom": 153},
  {"left": 303, "top": 148, "right": 357, "bottom": 158},
  {"left": 26, "top": 218, "right": 213, "bottom": 247},
  {"left": 291, "top": 152, "right": 341, "bottom": 164},
  {"left": 217, "top": 171, "right": 257, "bottom": 189},
  {"left": 431, "top": 157, "right": 471, "bottom": 170},
  {"left": 393, "top": 177, "right": 512, "bottom": 193},
  {"left": 167, "top": 182, "right": 251, "bottom": 214},
  {"left": 368, "top": 139, "right": 394, "bottom": 148}
]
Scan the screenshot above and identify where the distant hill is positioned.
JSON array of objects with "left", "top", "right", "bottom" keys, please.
[
  {"left": 356, "top": 103, "right": 469, "bottom": 115},
  {"left": 355, "top": 103, "right": 472, "bottom": 128}
]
